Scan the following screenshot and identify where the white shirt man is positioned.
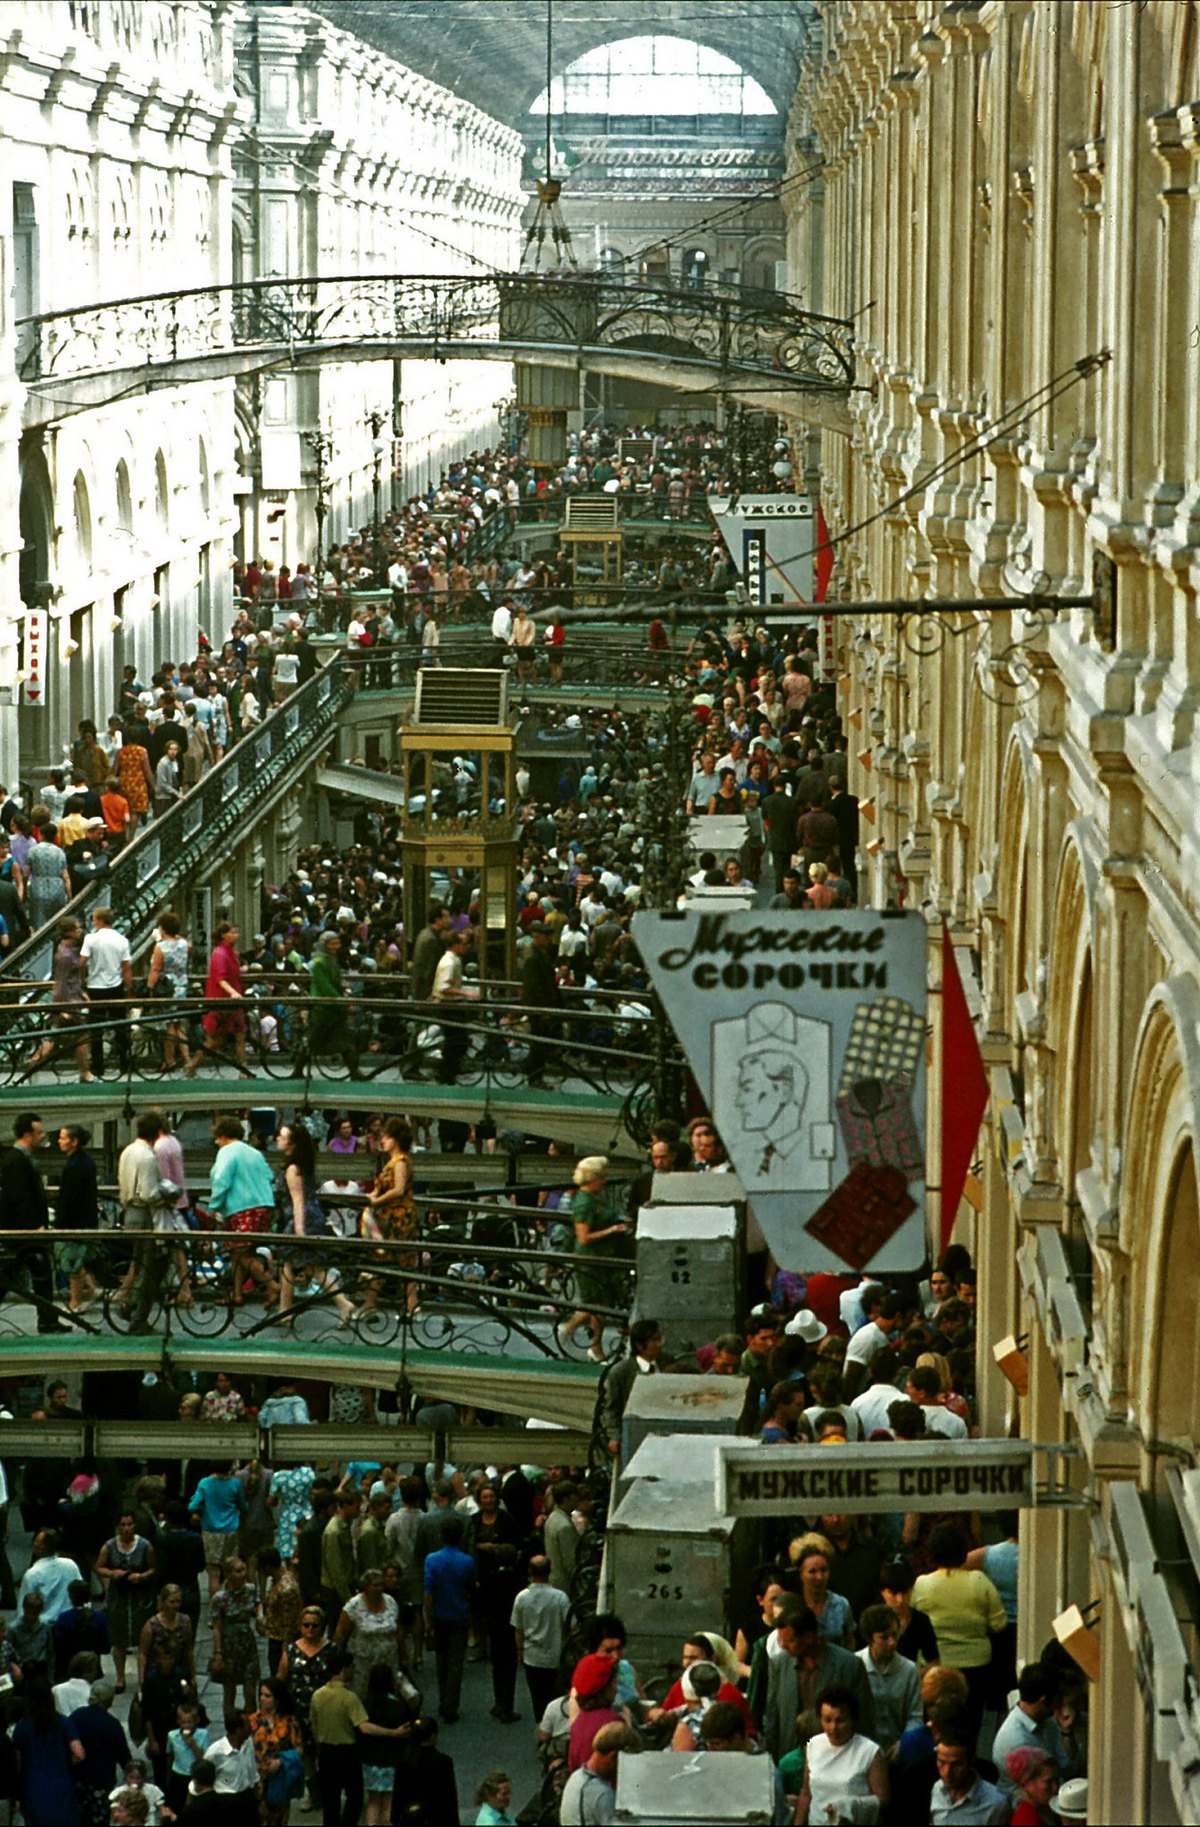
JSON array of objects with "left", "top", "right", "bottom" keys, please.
[
  {"left": 915, "top": 1401, "right": 968, "bottom": 1440},
  {"left": 845, "top": 1318, "right": 893, "bottom": 1369},
  {"left": 207, "top": 1722, "right": 260, "bottom": 1796},
  {"left": 18, "top": 1538, "right": 84, "bottom": 1622},
  {"left": 491, "top": 603, "right": 514, "bottom": 643},
  {"left": 432, "top": 936, "right": 470, "bottom": 1001},
  {"left": 850, "top": 1376, "right": 909, "bottom": 1439},
  {"left": 53, "top": 1673, "right": 93, "bottom": 1716},
  {"left": 510, "top": 1565, "right": 572, "bottom": 1675},
  {"left": 686, "top": 756, "right": 717, "bottom": 811},
  {"left": 80, "top": 913, "right": 132, "bottom": 991}
]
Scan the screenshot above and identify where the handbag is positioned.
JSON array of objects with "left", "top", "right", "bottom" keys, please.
[{"left": 206, "top": 1650, "right": 225, "bottom": 1679}]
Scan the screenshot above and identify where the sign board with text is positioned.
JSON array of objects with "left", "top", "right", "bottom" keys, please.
[
  {"left": 22, "top": 609, "right": 47, "bottom": 708},
  {"left": 633, "top": 908, "right": 927, "bottom": 1272},
  {"left": 708, "top": 494, "right": 815, "bottom": 607},
  {"left": 719, "top": 1441, "right": 1036, "bottom": 1517}
]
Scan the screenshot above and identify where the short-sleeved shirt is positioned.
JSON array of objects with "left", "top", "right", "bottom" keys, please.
[
  {"left": 911, "top": 1568, "right": 1006, "bottom": 1669},
  {"left": 309, "top": 1679, "right": 367, "bottom": 1746},
  {"left": 81, "top": 925, "right": 131, "bottom": 990},
  {"left": 187, "top": 1475, "right": 244, "bottom": 1534},
  {"left": 423, "top": 1544, "right": 475, "bottom": 1621},
  {"left": 510, "top": 1582, "right": 572, "bottom": 1667}
]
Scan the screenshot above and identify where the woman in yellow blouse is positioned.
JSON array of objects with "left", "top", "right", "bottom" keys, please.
[{"left": 911, "top": 1521, "right": 1006, "bottom": 1734}]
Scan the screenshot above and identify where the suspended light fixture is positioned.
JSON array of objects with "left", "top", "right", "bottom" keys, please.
[{"left": 519, "top": 0, "right": 577, "bottom": 272}]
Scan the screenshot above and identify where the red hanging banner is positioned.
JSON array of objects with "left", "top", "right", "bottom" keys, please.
[{"left": 940, "top": 926, "right": 988, "bottom": 1256}]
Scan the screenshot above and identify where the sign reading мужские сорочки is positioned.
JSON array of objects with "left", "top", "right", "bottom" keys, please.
[
  {"left": 718, "top": 1440, "right": 1036, "bottom": 1517},
  {"left": 632, "top": 908, "right": 928, "bottom": 1275}
]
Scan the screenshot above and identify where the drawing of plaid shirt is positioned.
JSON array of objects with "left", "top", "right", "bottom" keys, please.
[{"left": 836, "top": 1079, "right": 923, "bottom": 1180}]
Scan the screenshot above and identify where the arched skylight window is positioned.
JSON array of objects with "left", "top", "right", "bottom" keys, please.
[{"left": 531, "top": 34, "right": 777, "bottom": 117}]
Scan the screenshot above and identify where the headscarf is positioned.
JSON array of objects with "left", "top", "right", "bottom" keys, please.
[{"left": 1005, "top": 1746, "right": 1056, "bottom": 1794}]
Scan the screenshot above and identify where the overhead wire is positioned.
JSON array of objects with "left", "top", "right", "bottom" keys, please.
[{"left": 792, "top": 352, "right": 1112, "bottom": 577}]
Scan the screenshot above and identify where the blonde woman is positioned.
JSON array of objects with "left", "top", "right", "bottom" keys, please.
[
  {"left": 556, "top": 1156, "right": 628, "bottom": 1362},
  {"left": 805, "top": 861, "right": 838, "bottom": 909}
]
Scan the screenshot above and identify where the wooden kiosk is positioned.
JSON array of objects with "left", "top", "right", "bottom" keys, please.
[
  {"left": 400, "top": 668, "right": 518, "bottom": 982},
  {"left": 561, "top": 495, "right": 623, "bottom": 604}
]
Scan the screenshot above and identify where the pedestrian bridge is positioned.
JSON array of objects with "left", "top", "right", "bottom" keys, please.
[
  {"left": 17, "top": 270, "right": 857, "bottom": 434},
  {"left": 0, "top": 1225, "right": 620, "bottom": 1432}
]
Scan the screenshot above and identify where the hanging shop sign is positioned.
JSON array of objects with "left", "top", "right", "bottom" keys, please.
[
  {"left": 23, "top": 609, "right": 47, "bottom": 708},
  {"left": 708, "top": 494, "right": 814, "bottom": 607},
  {"left": 719, "top": 1440, "right": 1036, "bottom": 1517},
  {"left": 632, "top": 908, "right": 927, "bottom": 1272}
]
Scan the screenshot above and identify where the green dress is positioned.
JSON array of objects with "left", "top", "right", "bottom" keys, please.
[
  {"left": 308, "top": 946, "right": 350, "bottom": 1055},
  {"left": 572, "top": 1186, "right": 624, "bottom": 1309}
]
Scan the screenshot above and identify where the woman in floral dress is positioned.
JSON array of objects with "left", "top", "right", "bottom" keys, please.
[
  {"left": 116, "top": 729, "right": 154, "bottom": 838},
  {"left": 136, "top": 1583, "right": 195, "bottom": 1688},
  {"left": 247, "top": 1677, "right": 303, "bottom": 1827},
  {"left": 267, "top": 1460, "right": 315, "bottom": 1561},
  {"left": 360, "top": 1117, "right": 418, "bottom": 1317},
  {"left": 276, "top": 1606, "right": 336, "bottom": 1815},
  {"left": 211, "top": 1555, "right": 261, "bottom": 1715},
  {"left": 334, "top": 1568, "right": 401, "bottom": 1699}
]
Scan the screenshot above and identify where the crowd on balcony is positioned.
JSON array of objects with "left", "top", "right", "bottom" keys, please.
[
  {"left": 0, "top": 405, "right": 1089, "bottom": 1822},
  {"left": 229, "top": 423, "right": 735, "bottom": 647}
]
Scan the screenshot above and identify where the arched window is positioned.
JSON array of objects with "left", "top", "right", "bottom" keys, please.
[
  {"left": 640, "top": 248, "right": 670, "bottom": 288},
  {"left": 154, "top": 449, "right": 169, "bottom": 532},
  {"left": 597, "top": 247, "right": 626, "bottom": 281},
  {"left": 72, "top": 471, "right": 92, "bottom": 568},
  {"left": 530, "top": 34, "right": 777, "bottom": 116},
  {"left": 198, "top": 437, "right": 211, "bottom": 515},
  {"left": 682, "top": 248, "right": 710, "bottom": 291},
  {"left": 114, "top": 458, "right": 133, "bottom": 533}
]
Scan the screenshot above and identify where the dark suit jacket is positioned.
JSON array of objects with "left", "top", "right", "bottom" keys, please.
[
  {"left": 830, "top": 791, "right": 860, "bottom": 868},
  {"left": 410, "top": 925, "right": 445, "bottom": 1001},
  {"left": 0, "top": 1143, "right": 48, "bottom": 1230}
]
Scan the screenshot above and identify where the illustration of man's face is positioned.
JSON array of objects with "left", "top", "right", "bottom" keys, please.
[{"left": 734, "top": 1051, "right": 805, "bottom": 1135}]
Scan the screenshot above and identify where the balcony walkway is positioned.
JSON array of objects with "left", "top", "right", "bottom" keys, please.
[{"left": 17, "top": 271, "right": 856, "bottom": 434}]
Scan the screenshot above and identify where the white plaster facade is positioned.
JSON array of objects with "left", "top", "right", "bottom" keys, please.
[
  {"left": 786, "top": 4, "right": 1200, "bottom": 1819},
  {"left": 0, "top": 0, "right": 524, "bottom": 788},
  {"left": 0, "top": 0, "right": 243, "bottom": 780},
  {"left": 231, "top": 5, "right": 525, "bottom": 569}
]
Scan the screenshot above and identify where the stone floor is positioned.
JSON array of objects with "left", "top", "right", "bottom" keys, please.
[{"left": 4, "top": 1504, "right": 548, "bottom": 1825}]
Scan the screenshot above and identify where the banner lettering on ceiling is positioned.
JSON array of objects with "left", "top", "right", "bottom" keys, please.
[
  {"left": 718, "top": 1441, "right": 1035, "bottom": 1517},
  {"left": 23, "top": 610, "right": 47, "bottom": 709},
  {"left": 709, "top": 495, "right": 814, "bottom": 607},
  {"left": 632, "top": 909, "right": 928, "bottom": 1272}
]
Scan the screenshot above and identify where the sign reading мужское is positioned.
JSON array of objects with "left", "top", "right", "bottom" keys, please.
[{"left": 632, "top": 908, "right": 927, "bottom": 1274}]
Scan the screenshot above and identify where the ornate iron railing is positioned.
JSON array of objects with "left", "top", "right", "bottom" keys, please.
[
  {"left": 343, "top": 637, "right": 695, "bottom": 692},
  {"left": 1, "top": 659, "right": 357, "bottom": 981},
  {"left": 0, "top": 991, "right": 666, "bottom": 1146},
  {"left": 0, "top": 1224, "right": 634, "bottom": 1361},
  {"left": 16, "top": 271, "right": 855, "bottom": 396}
]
